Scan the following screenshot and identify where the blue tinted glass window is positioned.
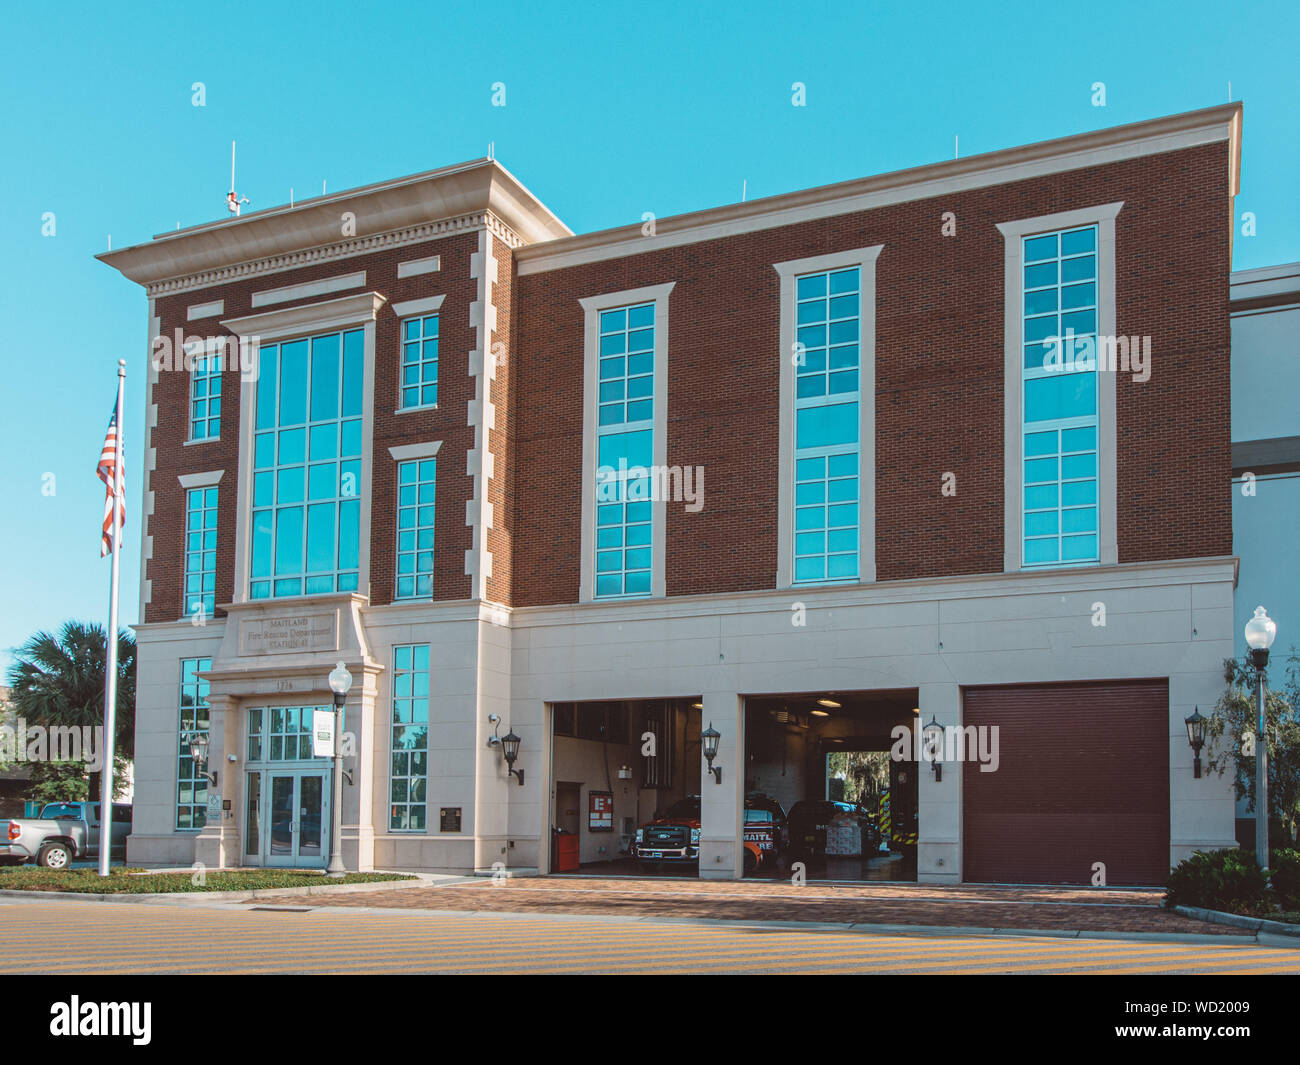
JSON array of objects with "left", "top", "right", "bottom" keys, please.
[
  {"left": 594, "top": 304, "right": 656, "bottom": 599},
  {"left": 1020, "top": 223, "right": 1100, "bottom": 567},
  {"left": 250, "top": 328, "right": 364, "bottom": 599}
]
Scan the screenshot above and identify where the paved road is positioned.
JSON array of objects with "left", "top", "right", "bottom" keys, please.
[{"left": 1, "top": 897, "right": 1297, "bottom": 974}]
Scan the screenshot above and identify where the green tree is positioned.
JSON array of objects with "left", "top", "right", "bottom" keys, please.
[
  {"left": 3, "top": 621, "right": 136, "bottom": 801},
  {"left": 1204, "top": 651, "right": 1300, "bottom": 843}
]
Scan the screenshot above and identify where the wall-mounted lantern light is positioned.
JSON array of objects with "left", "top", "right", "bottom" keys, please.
[
  {"left": 186, "top": 732, "right": 218, "bottom": 785},
  {"left": 1184, "top": 707, "right": 1207, "bottom": 779},
  {"left": 922, "top": 715, "right": 945, "bottom": 782},
  {"left": 487, "top": 714, "right": 524, "bottom": 784},
  {"left": 702, "top": 723, "right": 722, "bottom": 784},
  {"left": 617, "top": 765, "right": 633, "bottom": 780}
]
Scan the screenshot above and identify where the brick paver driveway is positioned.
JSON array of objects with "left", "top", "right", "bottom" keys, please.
[{"left": 285, "top": 876, "right": 1244, "bottom": 936}]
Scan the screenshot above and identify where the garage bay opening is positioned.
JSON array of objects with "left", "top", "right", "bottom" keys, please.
[
  {"left": 743, "top": 691, "right": 920, "bottom": 882},
  {"left": 549, "top": 698, "right": 701, "bottom": 876}
]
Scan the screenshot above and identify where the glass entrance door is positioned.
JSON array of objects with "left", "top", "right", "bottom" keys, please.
[{"left": 265, "top": 770, "right": 330, "bottom": 868}]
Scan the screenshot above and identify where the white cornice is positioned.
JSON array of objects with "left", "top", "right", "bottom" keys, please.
[
  {"left": 516, "top": 103, "right": 1243, "bottom": 276},
  {"left": 97, "top": 157, "right": 571, "bottom": 296}
]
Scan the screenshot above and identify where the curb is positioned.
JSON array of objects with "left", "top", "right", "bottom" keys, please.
[
  {"left": 1173, "top": 904, "right": 1300, "bottom": 939},
  {"left": 0, "top": 876, "right": 432, "bottom": 904}
]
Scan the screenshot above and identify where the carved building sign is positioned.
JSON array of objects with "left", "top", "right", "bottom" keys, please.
[{"left": 240, "top": 614, "right": 337, "bottom": 656}]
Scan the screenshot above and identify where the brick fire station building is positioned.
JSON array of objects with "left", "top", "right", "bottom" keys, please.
[{"left": 99, "top": 103, "right": 1244, "bottom": 884}]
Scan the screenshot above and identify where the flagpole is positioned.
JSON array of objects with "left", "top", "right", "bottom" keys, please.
[{"left": 98, "top": 359, "right": 126, "bottom": 878}]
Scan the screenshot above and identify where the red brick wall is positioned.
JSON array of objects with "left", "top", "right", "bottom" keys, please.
[
  {"left": 511, "top": 141, "right": 1233, "bottom": 606},
  {"left": 141, "top": 142, "right": 1234, "bottom": 620},
  {"left": 485, "top": 235, "right": 515, "bottom": 605},
  {"left": 147, "top": 230, "right": 481, "bottom": 623}
]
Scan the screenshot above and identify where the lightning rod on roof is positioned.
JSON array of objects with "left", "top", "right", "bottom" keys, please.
[{"left": 227, "top": 140, "right": 250, "bottom": 216}]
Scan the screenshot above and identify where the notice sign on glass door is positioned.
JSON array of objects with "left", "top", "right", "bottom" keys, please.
[{"left": 589, "top": 790, "right": 614, "bottom": 832}]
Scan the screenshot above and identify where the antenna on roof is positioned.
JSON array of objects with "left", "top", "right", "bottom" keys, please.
[
  {"left": 1228, "top": 80, "right": 1232, "bottom": 101},
  {"left": 742, "top": 179, "right": 747, "bottom": 202},
  {"left": 487, "top": 140, "right": 495, "bottom": 161},
  {"left": 227, "top": 141, "right": 250, "bottom": 216},
  {"left": 954, "top": 134, "right": 959, "bottom": 159}
]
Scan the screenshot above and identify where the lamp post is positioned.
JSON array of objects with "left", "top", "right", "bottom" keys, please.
[
  {"left": 326, "top": 660, "right": 352, "bottom": 878},
  {"left": 1244, "top": 606, "right": 1277, "bottom": 871}
]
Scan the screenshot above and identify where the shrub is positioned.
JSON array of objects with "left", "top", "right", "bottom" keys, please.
[
  {"left": 1165, "top": 848, "right": 1268, "bottom": 915},
  {"left": 1269, "top": 849, "right": 1300, "bottom": 910}
]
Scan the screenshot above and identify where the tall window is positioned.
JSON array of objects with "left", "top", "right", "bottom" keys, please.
[
  {"left": 400, "top": 314, "right": 439, "bottom": 409},
  {"left": 184, "top": 487, "right": 217, "bottom": 617},
  {"left": 390, "top": 644, "right": 429, "bottom": 831},
  {"left": 190, "top": 354, "right": 222, "bottom": 440},
  {"left": 793, "top": 267, "right": 860, "bottom": 583},
  {"left": 595, "top": 303, "right": 654, "bottom": 599},
  {"left": 176, "top": 658, "right": 210, "bottom": 830},
  {"left": 395, "top": 458, "right": 435, "bottom": 600},
  {"left": 1021, "top": 225, "right": 1099, "bottom": 566},
  {"left": 250, "top": 329, "right": 363, "bottom": 599}
]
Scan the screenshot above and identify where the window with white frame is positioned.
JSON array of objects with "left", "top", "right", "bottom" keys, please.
[
  {"left": 594, "top": 302, "right": 655, "bottom": 598},
  {"left": 1020, "top": 225, "right": 1099, "bottom": 566},
  {"left": 176, "top": 658, "right": 210, "bottom": 830},
  {"left": 793, "top": 267, "right": 861, "bottom": 583},
  {"left": 395, "top": 457, "right": 435, "bottom": 599},
  {"left": 400, "top": 315, "right": 439, "bottom": 409},
  {"left": 390, "top": 644, "right": 429, "bottom": 831},
  {"left": 190, "top": 353, "right": 222, "bottom": 440},
  {"left": 184, "top": 486, "right": 217, "bottom": 617},
  {"left": 250, "top": 329, "right": 363, "bottom": 599}
]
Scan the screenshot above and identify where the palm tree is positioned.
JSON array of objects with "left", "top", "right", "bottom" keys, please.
[{"left": 4, "top": 621, "right": 136, "bottom": 801}]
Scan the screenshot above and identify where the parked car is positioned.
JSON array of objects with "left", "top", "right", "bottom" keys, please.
[
  {"left": 0, "top": 802, "right": 132, "bottom": 869},
  {"left": 631, "top": 793, "right": 788, "bottom": 873},
  {"left": 785, "top": 799, "right": 880, "bottom": 869}
]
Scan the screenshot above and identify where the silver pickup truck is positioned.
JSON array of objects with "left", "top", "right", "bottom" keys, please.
[{"left": 1, "top": 802, "right": 132, "bottom": 868}]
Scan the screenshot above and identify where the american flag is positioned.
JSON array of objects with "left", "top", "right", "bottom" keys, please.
[{"left": 96, "top": 407, "right": 125, "bottom": 557}]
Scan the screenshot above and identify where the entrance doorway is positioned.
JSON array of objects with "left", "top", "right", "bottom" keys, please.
[{"left": 242, "top": 706, "right": 333, "bottom": 869}]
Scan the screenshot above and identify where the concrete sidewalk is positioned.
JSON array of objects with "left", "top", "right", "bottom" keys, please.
[{"left": 266, "top": 875, "right": 1254, "bottom": 939}]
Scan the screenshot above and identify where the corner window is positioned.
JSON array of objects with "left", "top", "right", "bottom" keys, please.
[
  {"left": 249, "top": 329, "right": 363, "bottom": 599},
  {"left": 395, "top": 458, "right": 435, "bottom": 600},
  {"left": 400, "top": 315, "right": 439, "bottom": 409},
  {"left": 184, "top": 487, "right": 218, "bottom": 617},
  {"left": 391, "top": 645, "right": 429, "bottom": 831},
  {"left": 176, "top": 658, "right": 210, "bottom": 830}
]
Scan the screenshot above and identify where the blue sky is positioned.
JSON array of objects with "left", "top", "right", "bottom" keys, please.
[{"left": 0, "top": 0, "right": 1296, "bottom": 671}]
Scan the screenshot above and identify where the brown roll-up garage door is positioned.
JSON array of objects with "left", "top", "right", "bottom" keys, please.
[{"left": 962, "top": 680, "right": 1169, "bottom": 885}]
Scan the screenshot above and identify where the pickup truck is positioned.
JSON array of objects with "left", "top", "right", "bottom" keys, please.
[{"left": 1, "top": 802, "right": 132, "bottom": 869}]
